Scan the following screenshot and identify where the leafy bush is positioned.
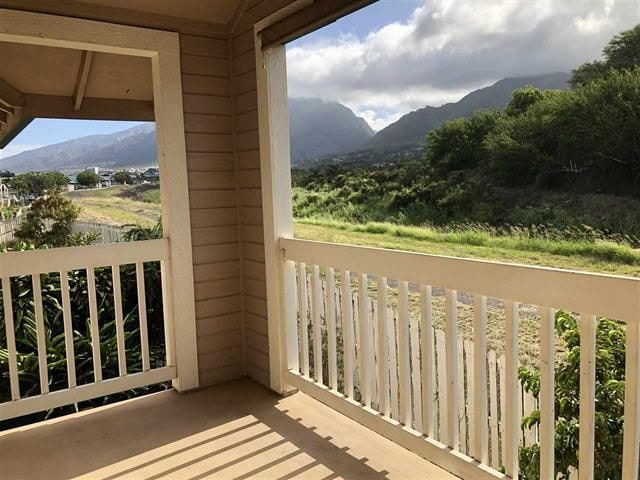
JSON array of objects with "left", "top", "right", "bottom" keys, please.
[
  {"left": 519, "top": 312, "right": 626, "bottom": 479},
  {"left": 76, "top": 169, "right": 101, "bottom": 188},
  {"left": 15, "top": 193, "right": 80, "bottom": 247}
]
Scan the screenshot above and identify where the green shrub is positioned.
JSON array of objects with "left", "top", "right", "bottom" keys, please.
[{"left": 519, "top": 312, "right": 626, "bottom": 479}]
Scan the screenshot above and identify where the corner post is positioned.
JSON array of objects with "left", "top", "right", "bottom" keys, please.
[
  {"left": 152, "top": 47, "right": 199, "bottom": 392},
  {"left": 255, "top": 33, "right": 297, "bottom": 394}
]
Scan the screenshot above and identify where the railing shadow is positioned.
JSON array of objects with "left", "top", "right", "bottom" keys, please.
[{"left": 0, "top": 378, "right": 401, "bottom": 479}]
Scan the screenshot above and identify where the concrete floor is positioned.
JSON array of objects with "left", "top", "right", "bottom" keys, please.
[{"left": 0, "top": 379, "right": 457, "bottom": 480}]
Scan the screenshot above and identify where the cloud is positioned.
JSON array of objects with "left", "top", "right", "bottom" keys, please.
[
  {"left": 0, "top": 144, "right": 42, "bottom": 160},
  {"left": 287, "top": 0, "right": 639, "bottom": 129}
]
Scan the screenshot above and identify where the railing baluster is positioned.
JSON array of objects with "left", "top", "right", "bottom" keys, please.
[
  {"left": 60, "top": 271, "right": 76, "bottom": 388},
  {"left": 410, "top": 302, "right": 423, "bottom": 431},
  {"left": 342, "top": 270, "right": 354, "bottom": 398},
  {"left": 504, "top": 300, "right": 520, "bottom": 477},
  {"left": 112, "top": 265, "right": 127, "bottom": 377},
  {"left": 86, "top": 267, "right": 102, "bottom": 382},
  {"left": 540, "top": 307, "right": 556, "bottom": 479},
  {"left": 135, "top": 262, "right": 150, "bottom": 372},
  {"left": 444, "top": 288, "right": 459, "bottom": 450},
  {"left": 398, "top": 280, "right": 411, "bottom": 426},
  {"left": 32, "top": 273, "right": 49, "bottom": 393},
  {"left": 326, "top": 267, "right": 337, "bottom": 390},
  {"left": 420, "top": 284, "right": 434, "bottom": 437},
  {"left": 358, "top": 273, "right": 371, "bottom": 407},
  {"left": 311, "top": 264, "right": 323, "bottom": 384},
  {"left": 473, "top": 294, "right": 488, "bottom": 464},
  {"left": 622, "top": 321, "right": 640, "bottom": 478},
  {"left": 389, "top": 308, "right": 400, "bottom": 420},
  {"left": 579, "top": 313, "right": 596, "bottom": 480},
  {"left": 160, "top": 259, "right": 175, "bottom": 368},
  {"left": 377, "top": 276, "right": 389, "bottom": 417},
  {"left": 2, "top": 277, "right": 20, "bottom": 399},
  {"left": 297, "top": 262, "right": 309, "bottom": 377}
]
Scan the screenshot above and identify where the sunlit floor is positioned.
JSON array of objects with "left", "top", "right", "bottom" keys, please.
[{"left": 0, "top": 378, "right": 457, "bottom": 479}]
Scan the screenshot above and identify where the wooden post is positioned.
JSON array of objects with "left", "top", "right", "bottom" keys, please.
[{"left": 255, "top": 37, "right": 296, "bottom": 394}]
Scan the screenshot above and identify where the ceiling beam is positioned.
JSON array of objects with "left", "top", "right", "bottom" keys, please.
[
  {"left": 0, "top": 104, "right": 14, "bottom": 115},
  {"left": 23, "top": 94, "right": 154, "bottom": 121},
  {"left": 0, "top": 110, "right": 7, "bottom": 125},
  {"left": 0, "top": 77, "right": 25, "bottom": 108},
  {"left": 74, "top": 50, "right": 94, "bottom": 111}
]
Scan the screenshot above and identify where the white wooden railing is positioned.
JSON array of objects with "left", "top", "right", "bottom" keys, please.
[
  {"left": 280, "top": 238, "right": 640, "bottom": 480},
  {"left": 0, "top": 239, "right": 175, "bottom": 421}
]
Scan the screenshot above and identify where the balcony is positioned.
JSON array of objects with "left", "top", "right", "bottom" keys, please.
[
  {"left": 4, "top": 237, "right": 639, "bottom": 478},
  {"left": 0, "top": 378, "right": 455, "bottom": 479}
]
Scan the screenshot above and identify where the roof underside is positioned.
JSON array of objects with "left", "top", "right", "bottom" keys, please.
[{"left": 0, "top": 0, "right": 376, "bottom": 148}]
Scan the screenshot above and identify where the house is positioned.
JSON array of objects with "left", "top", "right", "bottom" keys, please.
[{"left": 0, "top": 2, "right": 638, "bottom": 479}]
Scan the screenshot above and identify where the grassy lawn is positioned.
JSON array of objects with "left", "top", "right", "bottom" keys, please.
[
  {"left": 295, "top": 218, "right": 640, "bottom": 277},
  {"left": 65, "top": 186, "right": 161, "bottom": 227}
]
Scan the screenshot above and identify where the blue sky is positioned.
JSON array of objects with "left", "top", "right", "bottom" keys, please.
[
  {"left": 2, "top": 0, "right": 638, "bottom": 161},
  {"left": 0, "top": 119, "right": 145, "bottom": 161}
]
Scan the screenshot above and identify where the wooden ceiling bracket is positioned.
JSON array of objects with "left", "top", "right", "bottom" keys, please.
[
  {"left": 73, "top": 50, "right": 94, "bottom": 111},
  {"left": 0, "top": 76, "right": 25, "bottom": 109}
]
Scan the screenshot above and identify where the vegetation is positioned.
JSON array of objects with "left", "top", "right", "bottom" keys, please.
[
  {"left": 293, "top": 24, "right": 640, "bottom": 245},
  {"left": 15, "top": 193, "right": 80, "bottom": 247},
  {"left": 8, "top": 171, "right": 69, "bottom": 196},
  {"left": 519, "top": 312, "right": 626, "bottom": 479},
  {"left": 295, "top": 219, "right": 640, "bottom": 277},
  {"left": 65, "top": 185, "right": 161, "bottom": 226},
  {"left": 113, "top": 171, "right": 135, "bottom": 185},
  {"left": 76, "top": 169, "right": 101, "bottom": 188}
]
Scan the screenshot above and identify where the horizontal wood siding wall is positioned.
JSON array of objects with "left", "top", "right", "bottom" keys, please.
[
  {"left": 229, "top": 0, "right": 295, "bottom": 387},
  {"left": 231, "top": 21, "right": 269, "bottom": 387},
  {"left": 180, "top": 33, "right": 244, "bottom": 387}
]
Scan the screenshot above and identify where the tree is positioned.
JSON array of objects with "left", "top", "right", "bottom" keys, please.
[
  {"left": 113, "top": 171, "right": 134, "bottom": 185},
  {"left": 8, "top": 171, "right": 69, "bottom": 196},
  {"left": 76, "top": 169, "right": 101, "bottom": 188},
  {"left": 15, "top": 192, "right": 80, "bottom": 247},
  {"left": 519, "top": 312, "right": 626, "bottom": 479},
  {"left": 570, "top": 23, "right": 640, "bottom": 87}
]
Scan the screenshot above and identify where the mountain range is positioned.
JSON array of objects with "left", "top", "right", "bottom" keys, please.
[{"left": 0, "top": 72, "right": 570, "bottom": 172}]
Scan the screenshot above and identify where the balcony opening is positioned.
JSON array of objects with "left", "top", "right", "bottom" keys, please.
[
  {"left": 0, "top": 39, "right": 174, "bottom": 430},
  {"left": 279, "top": 1, "right": 640, "bottom": 478}
]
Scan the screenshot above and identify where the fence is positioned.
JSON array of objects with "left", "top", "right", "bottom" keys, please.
[
  {"left": 0, "top": 217, "right": 21, "bottom": 244},
  {"left": 71, "top": 221, "right": 124, "bottom": 243},
  {"left": 0, "top": 218, "right": 124, "bottom": 245}
]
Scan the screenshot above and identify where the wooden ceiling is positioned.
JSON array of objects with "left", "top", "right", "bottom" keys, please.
[{"left": 0, "top": 40, "right": 154, "bottom": 147}]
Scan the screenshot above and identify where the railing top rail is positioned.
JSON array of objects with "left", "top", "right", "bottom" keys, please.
[
  {"left": 2, "top": 238, "right": 169, "bottom": 277},
  {"left": 280, "top": 237, "right": 640, "bottom": 322}
]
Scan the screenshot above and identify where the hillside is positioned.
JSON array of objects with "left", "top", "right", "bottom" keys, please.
[
  {"left": 288, "top": 97, "right": 374, "bottom": 164},
  {"left": 0, "top": 98, "right": 374, "bottom": 171},
  {"left": 367, "top": 72, "right": 570, "bottom": 149},
  {"left": 0, "top": 123, "right": 157, "bottom": 173}
]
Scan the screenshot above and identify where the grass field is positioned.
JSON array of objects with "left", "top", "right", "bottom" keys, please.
[
  {"left": 66, "top": 186, "right": 161, "bottom": 227},
  {"left": 295, "top": 218, "right": 640, "bottom": 277}
]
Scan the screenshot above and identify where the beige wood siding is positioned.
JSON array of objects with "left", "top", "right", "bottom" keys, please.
[{"left": 181, "top": 33, "right": 244, "bottom": 387}]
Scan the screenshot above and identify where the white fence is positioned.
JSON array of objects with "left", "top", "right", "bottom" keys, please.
[
  {"left": 0, "top": 239, "right": 176, "bottom": 420},
  {"left": 281, "top": 238, "right": 640, "bottom": 480},
  {"left": 0, "top": 217, "right": 21, "bottom": 245}
]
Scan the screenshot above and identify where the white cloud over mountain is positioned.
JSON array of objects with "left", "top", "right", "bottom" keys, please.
[{"left": 286, "top": 0, "right": 640, "bottom": 129}]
